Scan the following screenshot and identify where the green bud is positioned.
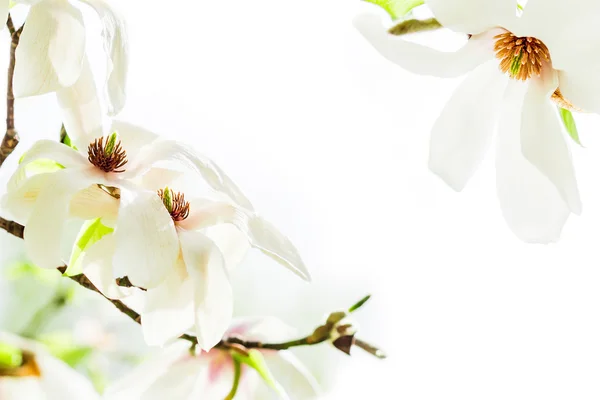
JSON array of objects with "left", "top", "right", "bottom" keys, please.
[{"left": 104, "top": 132, "right": 119, "bottom": 156}]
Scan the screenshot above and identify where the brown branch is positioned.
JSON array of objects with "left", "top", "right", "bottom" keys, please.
[
  {"left": 0, "top": 15, "right": 23, "bottom": 167},
  {"left": 0, "top": 217, "right": 23, "bottom": 238}
]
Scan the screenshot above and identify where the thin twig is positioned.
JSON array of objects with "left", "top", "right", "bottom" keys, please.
[{"left": 0, "top": 15, "right": 23, "bottom": 167}]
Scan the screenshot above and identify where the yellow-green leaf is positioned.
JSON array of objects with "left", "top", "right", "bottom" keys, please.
[
  {"left": 65, "top": 219, "right": 114, "bottom": 276},
  {"left": 364, "top": 0, "right": 424, "bottom": 20},
  {"left": 233, "top": 349, "right": 288, "bottom": 398},
  {"left": 559, "top": 107, "right": 581, "bottom": 146}
]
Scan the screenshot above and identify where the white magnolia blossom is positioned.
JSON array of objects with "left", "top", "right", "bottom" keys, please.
[
  {"left": 2, "top": 121, "right": 310, "bottom": 349},
  {"left": 15, "top": 0, "right": 128, "bottom": 116},
  {"left": 0, "top": 332, "right": 99, "bottom": 399},
  {"left": 104, "top": 318, "right": 321, "bottom": 400},
  {"left": 353, "top": 0, "right": 600, "bottom": 242}
]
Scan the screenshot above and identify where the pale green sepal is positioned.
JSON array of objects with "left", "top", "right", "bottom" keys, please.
[
  {"left": 0, "top": 342, "right": 23, "bottom": 368},
  {"left": 233, "top": 349, "right": 289, "bottom": 399},
  {"left": 364, "top": 0, "right": 424, "bottom": 20},
  {"left": 558, "top": 107, "right": 582, "bottom": 146},
  {"left": 65, "top": 218, "right": 114, "bottom": 276}
]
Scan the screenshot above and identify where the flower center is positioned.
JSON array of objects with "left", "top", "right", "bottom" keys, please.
[
  {"left": 494, "top": 32, "right": 550, "bottom": 81},
  {"left": 87, "top": 132, "right": 128, "bottom": 173},
  {"left": 158, "top": 187, "right": 190, "bottom": 222}
]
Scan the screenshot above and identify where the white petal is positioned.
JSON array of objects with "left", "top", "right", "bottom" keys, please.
[
  {"left": 80, "top": 0, "right": 129, "bottom": 115},
  {"left": 14, "top": 0, "right": 85, "bottom": 97},
  {"left": 353, "top": 13, "right": 498, "bottom": 78},
  {"left": 254, "top": 351, "right": 321, "bottom": 400},
  {"left": 139, "top": 167, "right": 184, "bottom": 191},
  {"left": 35, "top": 351, "right": 100, "bottom": 399},
  {"left": 180, "top": 230, "right": 232, "bottom": 351},
  {"left": 426, "top": 0, "right": 517, "bottom": 34},
  {"left": 2, "top": 173, "right": 53, "bottom": 224},
  {"left": 429, "top": 60, "right": 507, "bottom": 191},
  {"left": 521, "top": 72, "right": 581, "bottom": 214},
  {"left": 56, "top": 57, "right": 106, "bottom": 149},
  {"left": 109, "top": 120, "right": 159, "bottom": 160},
  {"left": 203, "top": 224, "right": 250, "bottom": 273},
  {"left": 17, "top": 139, "right": 88, "bottom": 169},
  {"left": 112, "top": 188, "right": 179, "bottom": 288},
  {"left": 81, "top": 234, "right": 130, "bottom": 299},
  {"left": 24, "top": 169, "right": 95, "bottom": 268},
  {"left": 124, "top": 138, "right": 253, "bottom": 210},
  {"left": 556, "top": 68, "right": 600, "bottom": 114},
  {"left": 68, "top": 184, "right": 120, "bottom": 221},
  {"left": 141, "top": 356, "right": 208, "bottom": 400},
  {"left": 180, "top": 199, "right": 310, "bottom": 281},
  {"left": 228, "top": 316, "right": 297, "bottom": 343},
  {"left": 496, "top": 80, "right": 571, "bottom": 243},
  {"left": 141, "top": 259, "right": 195, "bottom": 346}
]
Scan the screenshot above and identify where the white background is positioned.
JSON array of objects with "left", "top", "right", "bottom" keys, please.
[{"left": 3, "top": 0, "right": 600, "bottom": 399}]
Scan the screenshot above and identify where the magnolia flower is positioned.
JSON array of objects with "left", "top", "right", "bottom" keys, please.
[
  {"left": 353, "top": 0, "right": 600, "bottom": 242},
  {"left": 15, "top": 0, "right": 128, "bottom": 115},
  {"left": 0, "top": 332, "right": 99, "bottom": 399},
  {"left": 104, "top": 318, "right": 321, "bottom": 400}
]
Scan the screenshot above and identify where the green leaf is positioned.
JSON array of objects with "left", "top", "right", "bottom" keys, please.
[
  {"left": 0, "top": 342, "right": 22, "bottom": 368},
  {"left": 233, "top": 349, "right": 288, "bottom": 399},
  {"left": 364, "top": 0, "right": 424, "bottom": 20},
  {"left": 559, "top": 107, "right": 582, "bottom": 146},
  {"left": 65, "top": 218, "right": 114, "bottom": 276},
  {"left": 39, "top": 332, "right": 93, "bottom": 368}
]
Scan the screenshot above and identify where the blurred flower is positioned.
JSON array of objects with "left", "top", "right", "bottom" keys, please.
[
  {"left": 0, "top": 332, "right": 99, "bottom": 399},
  {"left": 104, "top": 318, "right": 321, "bottom": 400},
  {"left": 353, "top": 0, "right": 600, "bottom": 242},
  {"left": 15, "top": 0, "right": 128, "bottom": 116}
]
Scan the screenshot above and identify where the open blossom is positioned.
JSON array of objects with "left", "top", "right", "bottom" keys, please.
[
  {"left": 0, "top": 332, "right": 99, "bottom": 399},
  {"left": 15, "top": 0, "right": 128, "bottom": 115},
  {"left": 104, "top": 318, "right": 321, "bottom": 400},
  {"left": 353, "top": 0, "right": 600, "bottom": 242}
]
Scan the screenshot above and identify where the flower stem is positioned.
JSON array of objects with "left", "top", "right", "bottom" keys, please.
[
  {"left": 0, "top": 15, "right": 23, "bottom": 168},
  {"left": 224, "top": 359, "right": 242, "bottom": 400}
]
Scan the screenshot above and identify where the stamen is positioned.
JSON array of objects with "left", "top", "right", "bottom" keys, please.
[
  {"left": 494, "top": 31, "right": 550, "bottom": 81},
  {"left": 158, "top": 187, "right": 190, "bottom": 222},
  {"left": 88, "top": 133, "right": 128, "bottom": 173}
]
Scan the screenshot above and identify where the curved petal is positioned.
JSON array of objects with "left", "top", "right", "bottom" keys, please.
[
  {"left": 80, "top": 0, "right": 129, "bottom": 115},
  {"left": 81, "top": 234, "right": 131, "bottom": 299},
  {"left": 68, "top": 184, "right": 120, "bottom": 221},
  {"left": 14, "top": 0, "right": 86, "bottom": 97},
  {"left": 180, "top": 199, "right": 310, "bottom": 281},
  {"left": 426, "top": 0, "right": 517, "bottom": 35},
  {"left": 228, "top": 316, "right": 298, "bottom": 343},
  {"left": 141, "top": 258, "right": 195, "bottom": 346},
  {"left": 556, "top": 67, "right": 600, "bottom": 114},
  {"left": 17, "top": 139, "right": 88, "bottom": 169},
  {"left": 254, "top": 351, "right": 321, "bottom": 400},
  {"left": 124, "top": 139, "right": 253, "bottom": 210},
  {"left": 203, "top": 224, "right": 250, "bottom": 273},
  {"left": 1, "top": 173, "right": 53, "bottom": 224},
  {"left": 139, "top": 167, "right": 184, "bottom": 191},
  {"left": 109, "top": 120, "right": 159, "bottom": 161},
  {"left": 24, "top": 168, "right": 96, "bottom": 268},
  {"left": 496, "top": 80, "right": 571, "bottom": 243},
  {"left": 56, "top": 56, "right": 106, "bottom": 149},
  {"left": 521, "top": 71, "right": 581, "bottom": 214},
  {"left": 180, "top": 230, "right": 232, "bottom": 351},
  {"left": 353, "top": 13, "right": 498, "bottom": 78},
  {"left": 35, "top": 350, "right": 100, "bottom": 399},
  {"left": 429, "top": 60, "right": 507, "bottom": 191},
  {"left": 141, "top": 356, "right": 208, "bottom": 400},
  {"left": 112, "top": 187, "right": 179, "bottom": 288}
]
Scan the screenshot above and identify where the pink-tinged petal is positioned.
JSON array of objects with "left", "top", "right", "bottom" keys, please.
[
  {"left": 112, "top": 187, "right": 179, "bottom": 288},
  {"left": 80, "top": 0, "right": 129, "bottom": 115},
  {"left": 429, "top": 60, "right": 507, "bottom": 191},
  {"left": 141, "top": 259, "right": 195, "bottom": 346},
  {"left": 81, "top": 234, "right": 131, "bottom": 299},
  {"left": 521, "top": 71, "right": 581, "bottom": 215},
  {"left": 124, "top": 139, "right": 253, "bottom": 210},
  {"left": 24, "top": 169, "right": 96, "bottom": 268},
  {"left": 181, "top": 199, "right": 310, "bottom": 281},
  {"left": 56, "top": 57, "right": 106, "bottom": 149},
  {"left": 254, "top": 351, "right": 321, "bottom": 400},
  {"left": 228, "top": 317, "right": 298, "bottom": 343},
  {"left": 179, "top": 230, "right": 232, "bottom": 351},
  {"left": 353, "top": 13, "right": 499, "bottom": 78},
  {"left": 426, "top": 0, "right": 518, "bottom": 35},
  {"left": 14, "top": 0, "right": 85, "bottom": 97},
  {"left": 496, "top": 80, "right": 571, "bottom": 243}
]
